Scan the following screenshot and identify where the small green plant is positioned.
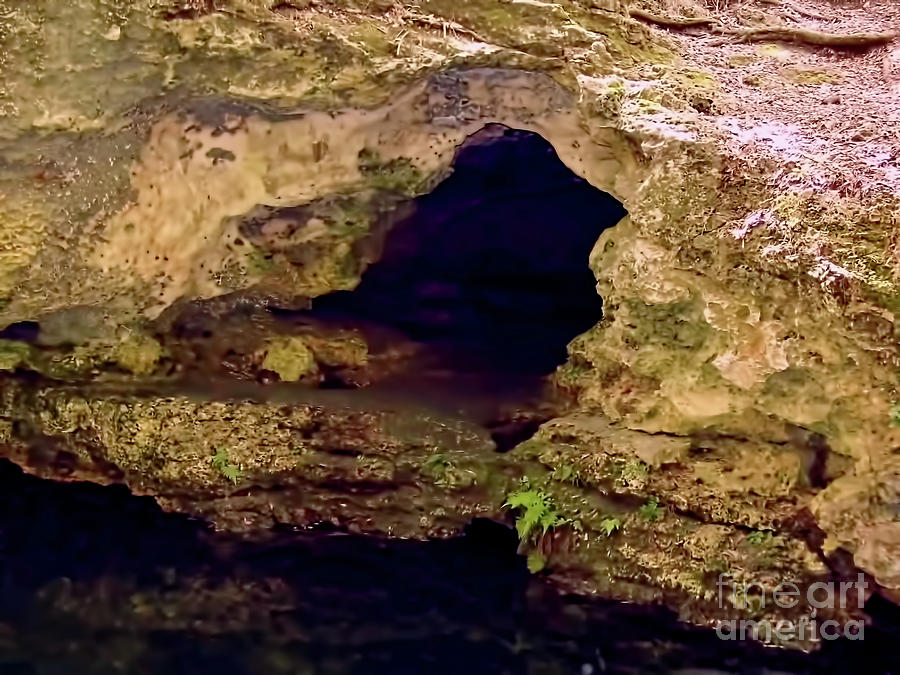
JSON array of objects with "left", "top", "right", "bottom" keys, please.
[
  {"left": 598, "top": 516, "right": 622, "bottom": 536},
  {"left": 638, "top": 496, "right": 664, "bottom": 522},
  {"left": 746, "top": 530, "right": 773, "bottom": 547},
  {"left": 423, "top": 452, "right": 451, "bottom": 477},
  {"left": 505, "top": 486, "right": 563, "bottom": 541},
  {"left": 550, "top": 463, "right": 582, "bottom": 486},
  {"left": 211, "top": 448, "right": 242, "bottom": 484}
]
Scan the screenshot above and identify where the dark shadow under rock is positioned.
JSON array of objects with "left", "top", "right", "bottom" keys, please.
[
  {"left": 305, "top": 125, "right": 627, "bottom": 377},
  {"left": 2, "top": 459, "right": 897, "bottom": 675}
]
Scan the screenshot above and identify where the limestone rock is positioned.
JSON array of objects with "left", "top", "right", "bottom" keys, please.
[{"left": 1, "top": 0, "right": 899, "bottom": 646}]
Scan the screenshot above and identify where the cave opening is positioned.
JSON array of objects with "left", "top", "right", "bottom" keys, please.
[{"left": 305, "top": 125, "right": 627, "bottom": 380}]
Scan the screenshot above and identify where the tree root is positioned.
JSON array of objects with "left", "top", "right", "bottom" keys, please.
[
  {"left": 627, "top": 8, "right": 714, "bottom": 28},
  {"left": 628, "top": 8, "right": 897, "bottom": 49},
  {"left": 729, "top": 26, "right": 897, "bottom": 47}
]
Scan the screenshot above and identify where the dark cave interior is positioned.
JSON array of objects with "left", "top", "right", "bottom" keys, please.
[{"left": 307, "top": 125, "right": 627, "bottom": 377}]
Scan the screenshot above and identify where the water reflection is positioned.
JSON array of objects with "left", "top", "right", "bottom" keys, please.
[{"left": 0, "top": 460, "right": 897, "bottom": 674}]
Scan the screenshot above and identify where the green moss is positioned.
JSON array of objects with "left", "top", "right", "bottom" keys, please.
[
  {"left": 619, "top": 459, "right": 649, "bottom": 487},
  {"left": 0, "top": 340, "right": 32, "bottom": 371},
  {"left": 306, "top": 333, "right": 368, "bottom": 369},
  {"left": 357, "top": 148, "right": 425, "bottom": 196},
  {"left": 586, "top": 77, "right": 627, "bottom": 118},
  {"left": 508, "top": 437, "right": 551, "bottom": 458},
  {"left": 35, "top": 342, "right": 123, "bottom": 379},
  {"left": 890, "top": 402, "right": 900, "bottom": 427},
  {"left": 423, "top": 452, "right": 451, "bottom": 474},
  {"left": 622, "top": 298, "right": 710, "bottom": 350},
  {"left": 114, "top": 334, "right": 163, "bottom": 375},
  {"left": 708, "top": 558, "right": 730, "bottom": 573},
  {"left": 420, "top": 451, "right": 476, "bottom": 489},
  {"left": 555, "top": 359, "right": 591, "bottom": 388},
  {"left": 746, "top": 530, "right": 773, "bottom": 547},
  {"left": 779, "top": 66, "right": 840, "bottom": 85},
  {"left": 244, "top": 248, "right": 276, "bottom": 276},
  {"left": 727, "top": 54, "right": 757, "bottom": 67},
  {"left": 679, "top": 69, "right": 717, "bottom": 88},
  {"left": 327, "top": 198, "right": 375, "bottom": 238},
  {"left": 262, "top": 337, "right": 316, "bottom": 381}
]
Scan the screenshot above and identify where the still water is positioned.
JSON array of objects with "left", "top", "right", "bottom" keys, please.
[{"left": 0, "top": 460, "right": 897, "bottom": 675}]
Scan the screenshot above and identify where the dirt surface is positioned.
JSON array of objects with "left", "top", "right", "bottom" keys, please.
[{"left": 636, "top": 0, "right": 900, "bottom": 196}]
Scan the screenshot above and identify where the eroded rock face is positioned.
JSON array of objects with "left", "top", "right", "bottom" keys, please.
[
  {"left": 0, "top": 377, "right": 522, "bottom": 536},
  {"left": 1, "top": 0, "right": 900, "bottom": 647}
]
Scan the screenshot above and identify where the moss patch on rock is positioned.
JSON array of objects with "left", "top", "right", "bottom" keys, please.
[{"left": 261, "top": 336, "right": 317, "bottom": 381}]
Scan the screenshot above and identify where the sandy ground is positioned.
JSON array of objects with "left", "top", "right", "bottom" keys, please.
[{"left": 645, "top": 0, "right": 900, "bottom": 196}]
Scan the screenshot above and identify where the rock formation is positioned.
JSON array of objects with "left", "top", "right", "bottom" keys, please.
[{"left": 2, "top": 0, "right": 899, "bottom": 649}]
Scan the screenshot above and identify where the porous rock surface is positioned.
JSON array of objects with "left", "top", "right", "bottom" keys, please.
[{"left": 1, "top": 0, "right": 899, "bottom": 644}]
